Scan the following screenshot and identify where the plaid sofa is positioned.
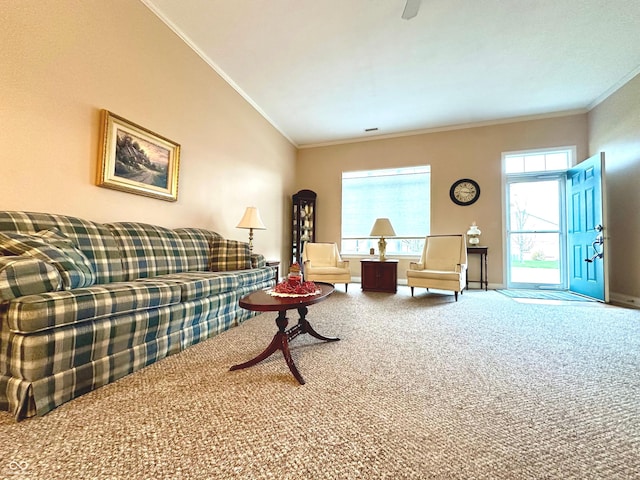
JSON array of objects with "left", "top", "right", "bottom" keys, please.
[{"left": 0, "top": 212, "right": 275, "bottom": 420}]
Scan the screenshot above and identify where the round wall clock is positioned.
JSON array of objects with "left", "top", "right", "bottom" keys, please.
[{"left": 449, "top": 178, "right": 480, "bottom": 206}]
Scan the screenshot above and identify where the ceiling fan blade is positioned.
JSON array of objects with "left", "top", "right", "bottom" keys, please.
[{"left": 401, "top": 0, "right": 421, "bottom": 20}]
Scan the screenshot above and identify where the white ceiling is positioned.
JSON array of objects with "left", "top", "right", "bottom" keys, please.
[{"left": 143, "top": 0, "right": 640, "bottom": 147}]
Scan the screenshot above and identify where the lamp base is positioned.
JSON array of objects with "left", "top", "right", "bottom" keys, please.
[
  {"left": 378, "top": 237, "right": 387, "bottom": 262},
  {"left": 248, "top": 228, "right": 254, "bottom": 253}
]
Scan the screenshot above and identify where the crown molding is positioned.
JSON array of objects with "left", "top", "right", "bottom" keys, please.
[
  {"left": 298, "top": 109, "right": 588, "bottom": 149},
  {"left": 139, "top": 0, "right": 298, "bottom": 147},
  {"left": 588, "top": 64, "right": 640, "bottom": 110}
]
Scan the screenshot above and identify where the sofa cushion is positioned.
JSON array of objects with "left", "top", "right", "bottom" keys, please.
[
  {"left": 251, "top": 253, "right": 266, "bottom": 268},
  {"left": 174, "top": 228, "right": 223, "bottom": 272},
  {"left": 209, "top": 238, "right": 252, "bottom": 271},
  {"left": 135, "top": 272, "right": 239, "bottom": 301},
  {"left": 0, "top": 229, "right": 96, "bottom": 289},
  {"left": 3, "top": 281, "right": 182, "bottom": 334},
  {"left": 214, "top": 266, "right": 275, "bottom": 288},
  {"left": 0, "top": 211, "right": 126, "bottom": 284},
  {"left": 105, "top": 222, "right": 189, "bottom": 280},
  {"left": 0, "top": 256, "right": 62, "bottom": 300},
  {"left": 406, "top": 268, "right": 461, "bottom": 281},
  {"left": 305, "top": 266, "right": 348, "bottom": 275}
]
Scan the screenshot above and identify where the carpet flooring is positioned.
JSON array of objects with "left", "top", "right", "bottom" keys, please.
[
  {"left": 497, "top": 289, "right": 595, "bottom": 302},
  {"left": 1, "top": 287, "right": 638, "bottom": 479}
]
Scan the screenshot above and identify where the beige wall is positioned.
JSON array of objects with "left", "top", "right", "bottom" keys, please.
[
  {"left": 297, "top": 115, "right": 589, "bottom": 286},
  {"left": 589, "top": 73, "right": 640, "bottom": 305},
  {"left": 0, "top": 1, "right": 295, "bottom": 264},
  {"left": 2, "top": 1, "right": 637, "bottom": 301}
]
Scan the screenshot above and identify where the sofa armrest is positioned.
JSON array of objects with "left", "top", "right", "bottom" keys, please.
[{"left": 0, "top": 256, "right": 62, "bottom": 300}]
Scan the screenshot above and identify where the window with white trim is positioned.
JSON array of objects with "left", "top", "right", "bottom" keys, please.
[
  {"left": 341, "top": 166, "right": 431, "bottom": 256},
  {"left": 504, "top": 149, "right": 571, "bottom": 174}
]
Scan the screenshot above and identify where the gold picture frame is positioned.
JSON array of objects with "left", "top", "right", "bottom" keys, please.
[{"left": 97, "top": 110, "right": 180, "bottom": 202}]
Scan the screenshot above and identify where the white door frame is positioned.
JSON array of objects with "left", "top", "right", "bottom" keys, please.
[{"left": 501, "top": 146, "right": 576, "bottom": 289}]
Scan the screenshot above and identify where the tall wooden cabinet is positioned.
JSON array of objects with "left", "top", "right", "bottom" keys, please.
[{"left": 291, "top": 190, "right": 317, "bottom": 265}]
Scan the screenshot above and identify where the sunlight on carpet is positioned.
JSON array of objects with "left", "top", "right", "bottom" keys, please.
[{"left": 497, "top": 289, "right": 594, "bottom": 302}]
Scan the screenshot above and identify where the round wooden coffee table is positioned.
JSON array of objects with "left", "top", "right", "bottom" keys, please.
[{"left": 230, "top": 282, "right": 338, "bottom": 385}]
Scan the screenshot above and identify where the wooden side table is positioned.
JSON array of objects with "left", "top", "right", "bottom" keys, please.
[
  {"left": 466, "top": 246, "right": 488, "bottom": 291},
  {"left": 361, "top": 259, "right": 398, "bottom": 293},
  {"left": 266, "top": 261, "right": 280, "bottom": 283}
]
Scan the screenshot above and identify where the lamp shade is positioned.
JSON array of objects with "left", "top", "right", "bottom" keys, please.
[
  {"left": 466, "top": 222, "right": 481, "bottom": 236},
  {"left": 370, "top": 218, "right": 396, "bottom": 237},
  {"left": 236, "top": 207, "right": 266, "bottom": 230},
  {"left": 466, "top": 222, "right": 481, "bottom": 245}
]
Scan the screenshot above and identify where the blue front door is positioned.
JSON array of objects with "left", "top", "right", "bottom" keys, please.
[{"left": 567, "top": 153, "right": 607, "bottom": 301}]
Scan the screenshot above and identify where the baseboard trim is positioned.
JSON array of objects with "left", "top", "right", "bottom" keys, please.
[
  {"left": 609, "top": 292, "right": 640, "bottom": 309},
  {"left": 353, "top": 280, "right": 638, "bottom": 308}
]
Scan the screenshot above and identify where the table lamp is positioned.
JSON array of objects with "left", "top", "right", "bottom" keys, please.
[
  {"left": 370, "top": 218, "right": 396, "bottom": 261},
  {"left": 467, "top": 222, "right": 481, "bottom": 245},
  {"left": 236, "top": 207, "right": 266, "bottom": 253}
]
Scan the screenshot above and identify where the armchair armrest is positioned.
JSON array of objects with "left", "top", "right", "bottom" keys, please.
[
  {"left": 409, "top": 262, "right": 424, "bottom": 271},
  {"left": 337, "top": 260, "right": 349, "bottom": 268}
]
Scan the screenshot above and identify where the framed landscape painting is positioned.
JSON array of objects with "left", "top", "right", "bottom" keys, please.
[{"left": 97, "top": 110, "right": 180, "bottom": 202}]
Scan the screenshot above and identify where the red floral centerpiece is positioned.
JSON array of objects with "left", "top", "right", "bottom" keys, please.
[
  {"left": 270, "top": 263, "right": 319, "bottom": 296},
  {"left": 287, "top": 262, "right": 302, "bottom": 285}
]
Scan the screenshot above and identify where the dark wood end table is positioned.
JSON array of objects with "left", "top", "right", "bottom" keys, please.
[
  {"left": 266, "top": 260, "right": 280, "bottom": 282},
  {"left": 466, "top": 246, "right": 488, "bottom": 291},
  {"left": 360, "top": 258, "right": 398, "bottom": 293},
  {"left": 230, "top": 282, "right": 338, "bottom": 385}
]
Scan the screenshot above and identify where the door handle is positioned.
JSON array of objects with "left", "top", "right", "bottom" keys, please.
[{"left": 585, "top": 226, "right": 604, "bottom": 263}]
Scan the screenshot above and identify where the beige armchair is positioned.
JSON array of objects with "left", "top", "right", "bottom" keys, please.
[
  {"left": 302, "top": 242, "right": 351, "bottom": 292},
  {"left": 407, "top": 234, "right": 467, "bottom": 301}
]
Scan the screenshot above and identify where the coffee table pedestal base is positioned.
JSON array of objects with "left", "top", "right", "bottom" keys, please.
[{"left": 230, "top": 306, "right": 339, "bottom": 385}]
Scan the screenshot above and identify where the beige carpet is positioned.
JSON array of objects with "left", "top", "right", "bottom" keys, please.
[{"left": 1, "top": 287, "right": 639, "bottom": 479}]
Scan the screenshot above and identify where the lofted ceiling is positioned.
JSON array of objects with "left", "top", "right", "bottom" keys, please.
[{"left": 142, "top": 0, "right": 640, "bottom": 147}]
